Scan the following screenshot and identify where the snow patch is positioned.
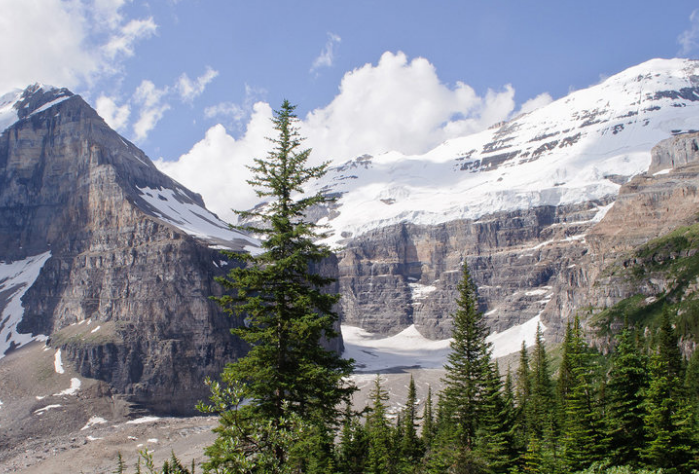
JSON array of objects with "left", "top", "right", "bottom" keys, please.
[
  {"left": 34, "top": 404, "right": 62, "bottom": 415},
  {"left": 28, "top": 95, "right": 71, "bottom": 117},
  {"left": 91, "top": 325, "right": 101, "bottom": 334},
  {"left": 0, "top": 89, "right": 21, "bottom": 133},
  {"left": 81, "top": 416, "right": 108, "bottom": 431},
  {"left": 342, "top": 324, "right": 452, "bottom": 372},
  {"left": 54, "top": 349, "right": 64, "bottom": 374},
  {"left": 126, "top": 416, "right": 160, "bottom": 425},
  {"left": 0, "top": 251, "right": 52, "bottom": 358},
  {"left": 486, "top": 314, "right": 546, "bottom": 359},
  {"left": 137, "top": 186, "right": 260, "bottom": 252},
  {"left": 653, "top": 168, "right": 671, "bottom": 176},
  {"left": 55, "top": 378, "right": 81, "bottom": 396}
]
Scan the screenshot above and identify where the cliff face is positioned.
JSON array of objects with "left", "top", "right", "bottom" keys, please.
[
  {"left": 336, "top": 131, "right": 699, "bottom": 345},
  {"left": 0, "top": 86, "right": 258, "bottom": 414}
]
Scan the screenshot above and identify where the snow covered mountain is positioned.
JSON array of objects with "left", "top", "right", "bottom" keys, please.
[
  {"left": 315, "top": 58, "right": 699, "bottom": 247},
  {"left": 311, "top": 58, "right": 699, "bottom": 356}
]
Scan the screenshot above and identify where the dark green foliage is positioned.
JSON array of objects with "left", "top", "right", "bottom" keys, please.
[
  {"left": 204, "top": 100, "right": 354, "bottom": 472},
  {"left": 337, "top": 403, "right": 369, "bottom": 474},
  {"left": 399, "top": 375, "right": 424, "bottom": 467},
  {"left": 441, "top": 261, "right": 493, "bottom": 450},
  {"left": 422, "top": 385, "right": 435, "bottom": 447},
  {"left": 365, "top": 376, "right": 395, "bottom": 474},
  {"left": 604, "top": 323, "right": 649, "bottom": 466}
]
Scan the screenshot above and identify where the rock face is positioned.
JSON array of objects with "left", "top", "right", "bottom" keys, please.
[
  {"left": 323, "top": 59, "right": 699, "bottom": 347},
  {"left": 336, "top": 131, "right": 699, "bottom": 345},
  {"left": 0, "top": 85, "right": 260, "bottom": 415}
]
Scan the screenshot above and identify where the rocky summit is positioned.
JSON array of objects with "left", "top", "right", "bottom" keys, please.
[{"left": 0, "top": 84, "right": 260, "bottom": 416}]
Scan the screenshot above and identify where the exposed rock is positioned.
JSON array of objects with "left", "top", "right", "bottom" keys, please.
[{"left": 0, "top": 86, "right": 253, "bottom": 415}]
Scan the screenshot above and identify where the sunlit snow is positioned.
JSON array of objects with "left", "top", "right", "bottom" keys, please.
[
  {"left": 81, "top": 416, "right": 108, "bottom": 431},
  {"left": 34, "top": 404, "right": 62, "bottom": 415},
  {"left": 0, "top": 89, "right": 21, "bottom": 133},
  {"left": 313, "top": 59, "right": 699, "bottom": 247},
  {"left": 54, "top": 349, "right": 65, "bottom": 374},
  {"left": 137, "top": 186, "right": 261, "bottom": 253},
  {"left": 55, "top": 378, "right": 81, "bottom": 396},
  {"left": 126, "top": 416, "right": 161, "bottom": 425},
  {"left": 342, "top": 315, "right": 546, "bottom": 372},
  {"left": 0, "top": 252, "right": 52, "bottom": 358}
]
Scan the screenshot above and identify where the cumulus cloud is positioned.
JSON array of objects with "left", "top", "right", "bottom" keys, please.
[
  {"left": 310, "top": 33, "right": 341, "bottom": 74},
  {"left": 679, "top": 9, "right": 699, "bottom": 56},
  {"left": 132, "top": 80, "right": 171, "bottom": 141},
  {"left": 0, "top": 0, "right": 154, "bottom": 93},
  {"left": 154, "top": 102, "right": 275, "bottom": 221},
  {"left": 303, "top": 51, "right": 517, "bottom": 162},
  {"left": 204, "top": 84, "right": 267, "bottom": 131},
  {"left": 516, "top": 92, "right": 553, "bottom": 116},
  {"left": 95, "top": 95, "right": 130, "bottom": 131},
  {"left": 159, "top": 51, "right": 543, "bottom": 220},
  {"left": 176, "top": 67, "right": 219, "bottom": 102}
]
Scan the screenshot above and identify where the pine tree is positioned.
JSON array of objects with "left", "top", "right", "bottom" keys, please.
[
  {"left": 399, "top": 375, "right": 423, "bottom": 466},
  {"left": 203, "top": 100, "right": 354, "bottom": 471},
  {"left": 337, "top": 403, "right": 368, "bottom": 474},
  {"left": 560, "top": 316, "right": 605, "bottom": 471},
  {"left": 365, "top": 376, "right": 395, "bottom": 474},
  {"left": 441, "top": 261, "right": 493, "bottom": 450},
  {"left": 604, "top": 323, "right": 649, "bottom": 466},
  {"left": 529, "top": 324, "right": 556, "bottom": 444},
  {"left": 515, "top": 342, "right": 532, "bottom": 450},
  {"left": 642, "top": 308, "right": 698, "bottom": 472},
  {"left": 422, "top": 385, "right": 435, "bottom": 447}
]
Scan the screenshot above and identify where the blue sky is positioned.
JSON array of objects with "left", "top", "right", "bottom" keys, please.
[{"left": 2, "top": 1, "right": 699, "bottom": 219}]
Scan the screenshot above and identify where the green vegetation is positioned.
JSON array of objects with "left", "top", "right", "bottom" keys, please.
[{"left": 594, "top": 222, "right": 699, "bottom": 340}]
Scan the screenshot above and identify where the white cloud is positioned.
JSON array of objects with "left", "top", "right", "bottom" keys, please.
[
  {"left": 517, "top": 92, "right": 553, "bottom": 116},
  {"left": 311, "top": 33, "right": 341, "bottom": 74},
  {"left": 103, "top": 17, "right": 157, "bottom": 60},
  {"left": 154, "top": 102, "right": 275, "bottom": 221},
  {"left": 0, "top": 0, "right": 155, "bottom": 93},
  {"left": 176, "top": 67, "right": 219, "bottom": 102},
  {"left": 159, "top": 51, "right": 539, "bottom": 221},
  {"left": 679, "top": 9, "right": 699, "bottom": 56},
  {"left": 302, "top": 51, "right": 517, "bottom": 162},
  {"left": 204, "top": 84, "right": 267, "bottom": 130},
  {"left": 95, "top": 95, "right": 130, "bottom": 131},
  {"left": 132, "top": 80, "right": 170, "bottom": 142}
]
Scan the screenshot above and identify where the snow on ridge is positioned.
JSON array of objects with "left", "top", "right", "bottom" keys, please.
[
  {"left": 137, "top": 186, "right": 260, "bottom": 250},
  {"left": 81, "top": 416, "right": 108, "bottom": 431},
  {"left": 28, "top": 95, "right": 72, "bottom": 117},
  {"left": 0, "top": 89, "right": 21, "bottom": 133},
  {"left": 55, "top": 378, "right": 81, "bottom": 396},
  {"left": 486, "top": 314, "right": 546, "bottom": 359},
  {"left": 0, "top": 251, "right": 52, "bottom": 359},
  {"left": 315, "top": 59, "right": 699, "bottom": 246}
]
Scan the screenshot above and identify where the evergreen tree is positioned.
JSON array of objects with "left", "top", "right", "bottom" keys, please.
[
  {"left": 560, "top": 316, "right": 605, "bottom": 471},
  {"left": 203, "top": 100, "right": 354, "bottom": 471},
  {"left": 515, "top": 342, "right": 532, "bottom": 449},
  {"left": 365, "top": 376, "right": 395, "bottom": 474},
  {"left": 529, "top": 324, "right": 556, "bottom": 444},
  {"left": 422, "top": 385, "right": 435, "bottom": 447},
  {"left": 337, "top": 403, "right": 368, "bottom": 474},
  {"left": 478, "top": 362, "right": 519, "bottom": 473},
  {"left": 642, "top": 308, "right": 698, "bottom": 472},
  {"left": 441, "top": 261, "right": 493, "bottom": 450},
  {"left": 399, "top": 375, "right": 424, "bottom": 466},
  {"left": 604, "top": 323, "right": 649, "bottom": 467}
]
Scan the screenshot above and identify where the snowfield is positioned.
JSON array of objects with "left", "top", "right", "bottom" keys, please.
[
  {"left": 342, "top": 315, "right": 545, "bottom": 371},
  {"left": 311, "top": 58, "right": 699, "bottom": 247},
  {"left": 0, "top": 252, "right": 52, "bottom": 358}
]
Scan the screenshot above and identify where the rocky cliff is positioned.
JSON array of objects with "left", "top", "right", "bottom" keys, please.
[
  {"left": 319, "top": 59, "right": 699, "bottom": 349},
  {"left": 0, "top": 85, "right": 261, "bottom": 415}
]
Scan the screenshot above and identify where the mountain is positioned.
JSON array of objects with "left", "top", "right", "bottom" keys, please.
[
  {"left": 0, "top": 84, "right": 260, "bottom": 417},
  {"left": 309, "top": 58, "right": 699, "bottom": 352}
]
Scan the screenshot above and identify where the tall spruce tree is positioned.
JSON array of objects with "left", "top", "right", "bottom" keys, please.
[
  {"left": 604, "top": 323, "right": 649, "bottom": 467},
  {"left": 365, "top": 376, "right": 395, "bottom": 474},
  {"left": 441, "top": 261, "right": 493, "bottom": 450},
  {"left": 202, "top": 100, "right": 354, "bottom": 471}
]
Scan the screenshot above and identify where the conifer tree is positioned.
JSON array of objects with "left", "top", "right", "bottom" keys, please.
[
  {"left": 560, "top": 316, "right": 605, "bottom": 471},
  {"left": 365, "top": 376, "right": 395, "bottom": 474},
  {"left": 515, "top": 342, "right": 532, "bottom": 448},
  {"left": 642, "top": 308, "right": 698, "bottom": 472},
  {"left": 529, "top": 325, "right": 556, "bottom": 444},
  {"left": 337, "top": 403, "right": 368, "bottom": 474},
  {"left": 422, "top": 385, "right": 435, "bottom": 447},
  {"left": 399, "top": 375, "right": 423, "bottom": 465},
  {"left": 442, "top": 261, "right": 493, "bottom": 450},
  {"left": 604, "top": 323, "right": 649, "bottom": 466},
  {"left": 203, "top": 100, "right": 354, "bottom": 471}
]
